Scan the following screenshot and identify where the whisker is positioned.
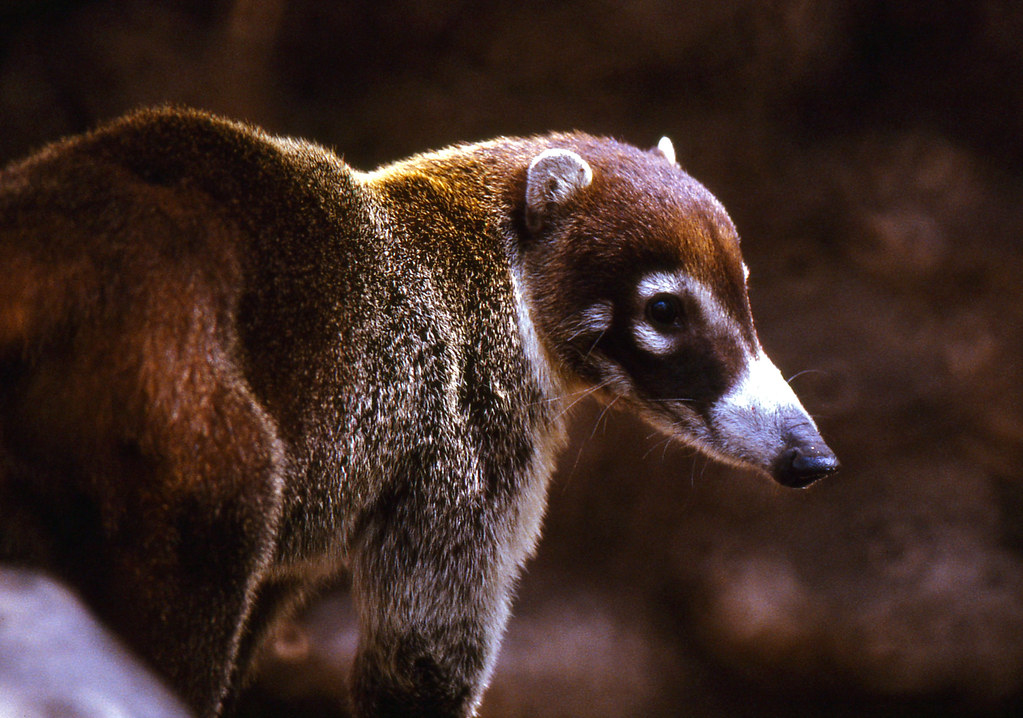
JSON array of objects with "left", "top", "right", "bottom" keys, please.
[
  {"left": 562, "top": 392, "right": 619, "bottom": 491},
  {"left": 661, "top": 436, "right": 676, "bottom": 463},
  {"left": 525, "top": 379, "right": 610, "bottom": 409},
  {"left": 786, "top": 368, "right": 826, "bottom": 384},
  {"left": 640, "top": 433, "right": 673, "bottom": 463},
  {"left": 580, "top": 329, "right": 607, "bottom": 362},
  {"left": 644, "top": 428, "right": 662, "bottom": 441},
  {"left": 564, "top": 325, "right": 595, "bottom": 344},
  {"left": 551, "top": 378, "right": 616, "bottom": 421},
  {"left": 640, "top": 437, "right": 662, "bottom": 462},
  {"left": 698, "top": 454, "right": 711, "bottom": 484},
  {"left": 585, "top": 394, "right": 622, "bottom": 445}
]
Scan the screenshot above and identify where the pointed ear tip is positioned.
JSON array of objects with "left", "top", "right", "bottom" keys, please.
[{"left": 656, "top": 136, "right": 676, "bottom": 164}]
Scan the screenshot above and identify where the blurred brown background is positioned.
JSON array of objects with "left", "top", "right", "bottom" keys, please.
[{"left": 3, "top": 1, "right": 1022, "bottom": 716}]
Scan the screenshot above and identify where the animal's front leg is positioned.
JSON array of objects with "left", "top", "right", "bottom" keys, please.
[{"left": 348, "top": 497, "right": 514, "bottom": 718}]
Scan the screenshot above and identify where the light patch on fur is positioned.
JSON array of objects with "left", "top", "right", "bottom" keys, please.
[
  {"left": 509, "top": 267, "right": 561, "bottom": 398},
  {"left": 444, "top": 338, "right": 467, "bottom": 427},
  {"left": 707, "top": 350, "right": 818, "bottom": 471},
  {"left": 657, "top": 136, "right": 677, "bottom": 165},
  {"left": 527, "top": 148, "right": 593, "bottom": 196},
  {"left": 633, "top": 271, "right": 683, "bottom": 354},
  {"left": 632, "top": 322, "right": 675, "bottom": 355},
  {"left": 577, "top": 301, "right": 613, "bottom": 335},
  {"left": 525, "top": 148, "right": 594, "bottom": 232},
  {"left": 742, "top": 262, "right": 750, "bottom": 282},
  {"left": 636, "top": 271, "right": 680, "bottom": 300},
  {"left": 724, "top": 351, "right": 806, "bottom": 414},
  {"left": 635, "top": 270, "right": 742, "bottom": 343}
]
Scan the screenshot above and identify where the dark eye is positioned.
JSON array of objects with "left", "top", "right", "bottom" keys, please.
[{"left": 645, "top": 293, "right": 683, "bottom": 328}]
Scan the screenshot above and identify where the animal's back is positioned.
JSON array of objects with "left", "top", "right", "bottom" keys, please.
[{"left": 0, "top": 108, "right": 375, "bottom": 713}]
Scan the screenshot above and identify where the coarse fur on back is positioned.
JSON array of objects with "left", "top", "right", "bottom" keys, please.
[{"left": 0, "top": 108, "right": 836, "bottom": 717}]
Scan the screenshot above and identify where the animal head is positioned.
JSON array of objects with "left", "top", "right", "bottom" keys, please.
[{"left": 518, "top": 134, "right": 837, "bottom": 488}]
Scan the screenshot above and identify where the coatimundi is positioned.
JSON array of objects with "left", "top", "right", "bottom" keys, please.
[{"left": 0, "top": 108, "right": 837, "bottom": 717}]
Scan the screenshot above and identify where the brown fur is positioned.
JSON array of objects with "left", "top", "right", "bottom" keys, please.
[{"left": 0, "top": 108, "right": 834, "bottom": 716}]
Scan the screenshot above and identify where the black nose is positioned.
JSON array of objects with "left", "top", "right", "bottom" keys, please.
[{"left": 773, "top": 445, "right": 839, "bottom": 488}]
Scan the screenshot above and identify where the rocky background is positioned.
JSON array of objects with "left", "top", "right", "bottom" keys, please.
[{"left": 2, "top": 1, "right": 1022, "bottom": 716}]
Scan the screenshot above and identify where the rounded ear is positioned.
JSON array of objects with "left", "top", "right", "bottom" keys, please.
[
  {"left": 655, "top": 136, "right": 677, "bottom": 165},
  {"left": 525, "top": 148, "right": 593, "bottom": 232}
]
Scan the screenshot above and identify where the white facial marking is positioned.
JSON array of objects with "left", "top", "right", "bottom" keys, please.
[
  {"left": 725, "top": 351, "right": 807, "bottom": 414},
  {"left": 708, "top": 350, "right": 818, "bottom": 469},
  {"left": 636, "top": 271, "right": 679, "bottom": 300},
  {"left": 577, "top": 301, "right": 613, "bottom": 335},
  {"left": 657, "top": 136, "right": 677, "bottom": 165},
  {"left": 632, "top": 322, "right": 675, "bottom": 355},
  {"left": 634, "top": 271, "right": 682, "bottom": 355},
  {"left": 635, "top": 270, "right": 741, "bottom": 343}
]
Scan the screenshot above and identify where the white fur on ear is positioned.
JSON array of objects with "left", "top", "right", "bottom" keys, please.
[
  {"left": 525, "top": 148, "right": 593, "bottom": 232},
  {"left": 656, "top": 136, "right": 677, "bottom": 165}
]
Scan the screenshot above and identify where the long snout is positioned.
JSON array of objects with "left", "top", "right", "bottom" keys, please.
[{"left": 706, "top": 350, "right": 839, "bottom": 489}]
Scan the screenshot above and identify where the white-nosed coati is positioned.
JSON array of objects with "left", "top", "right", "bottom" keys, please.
[{"left": 0, "top": 108, "right": 837, "bottom": 717}]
